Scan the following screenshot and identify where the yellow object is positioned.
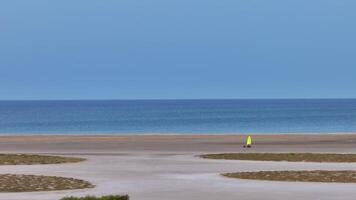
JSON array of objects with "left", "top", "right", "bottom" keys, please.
[{"left": 247, "top": 135, "right": 252, "bottom": 146}]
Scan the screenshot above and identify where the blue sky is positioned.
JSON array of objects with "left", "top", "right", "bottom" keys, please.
[{"left": 1, "top": 0, "right": 355, "bottom": 100}]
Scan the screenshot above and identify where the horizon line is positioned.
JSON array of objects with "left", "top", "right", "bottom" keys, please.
[{"left": 1, "top": 98, "right": 356, "bottom": 101}]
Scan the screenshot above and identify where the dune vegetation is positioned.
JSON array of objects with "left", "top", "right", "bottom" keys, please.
[
  {"left": 0, "top": 174, "right": 94, "bottom": 192},
  {"left": 201, "top": 153, "right": 356, "bottom": 162},
  {"left": 223, "top": 170, "right": 356, "bottom": 183},
  {"left": 0, "top": 154, "right": 85, "bottom": 165},
  {"left": 60, "top": 195, "right": 129, "bottom": 200}
]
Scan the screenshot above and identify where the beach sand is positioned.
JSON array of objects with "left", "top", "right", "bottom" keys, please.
[{"left": 1, "top": 134, "right": 356, "bottom": 199}]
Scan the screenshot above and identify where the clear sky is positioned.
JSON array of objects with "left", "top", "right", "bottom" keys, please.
[{"left": 1, "top": 0, "right": 355, "bottom": 100}]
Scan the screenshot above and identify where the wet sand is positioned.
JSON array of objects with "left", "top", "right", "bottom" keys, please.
[
  {"left": 1, "top": 134, "right": 356, "bottom": 200},
  {"left": 2, "top": 134, "right": 356, "bottom": 153}
]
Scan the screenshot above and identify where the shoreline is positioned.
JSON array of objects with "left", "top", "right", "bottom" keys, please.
[{"left": 0, "top": 133, "right": 356, "bottom": 141}]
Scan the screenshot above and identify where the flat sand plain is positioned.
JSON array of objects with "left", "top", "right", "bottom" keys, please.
[{"left": 1, "top": 134, "right": 356, "bottom": 200}]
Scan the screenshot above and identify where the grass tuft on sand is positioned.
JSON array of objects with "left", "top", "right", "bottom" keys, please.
[
  {"left": 0, "top": 154, "right": 85, "bottom": 165},
  {"left": 0, "top": 174, "right": 94, "bottom": 192},
  {"left": 223, "top": 170, "right": 356, "bottom": 183},
  {"left": 60, "top": 195, "right": 129, "bottom": 200},
  {"left": 200, "top": 153, "right": 356, "bottom": 162}
]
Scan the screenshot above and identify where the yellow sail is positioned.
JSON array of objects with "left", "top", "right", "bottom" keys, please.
[{"left": 247, "top": 135, "right": 252, "bottom": 146}]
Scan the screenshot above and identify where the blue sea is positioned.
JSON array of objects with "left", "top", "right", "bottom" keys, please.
[{"left": 0, "top": 99, "right": 355, "bottom": 135}]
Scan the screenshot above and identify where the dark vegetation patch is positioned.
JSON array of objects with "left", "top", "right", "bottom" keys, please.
[
  {"left": 0, "top": 174, "right": 94, "bottom": 192},
  {"left": 0, "top": 154, "right": 85, "bottom": 165},
  {"left": 60, "top": 195, "right": 129, "bottom": 200},
  {"left": 201, "top": 153, "right": 356, "bottom": 162},
  {"left": 223, "top": 170, "right": 356, "bottom": 183}
]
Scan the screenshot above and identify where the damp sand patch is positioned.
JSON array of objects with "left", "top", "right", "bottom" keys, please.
[
  {"left": 223, "top": 170, "right": 356, "bottom": 183},
  {"left": 200, "top": 153, "right": 356, "bottom": 162},
  {"left": 0, "top": 174, "right": 94, "bottom": 192},
  {"left": 0, "top": 154, "right": 85, "bottom": 165}
]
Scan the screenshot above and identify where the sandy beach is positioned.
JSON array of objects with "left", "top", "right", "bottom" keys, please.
[{"left": 1, "top": 134, "right": 356, "bottom": 200}]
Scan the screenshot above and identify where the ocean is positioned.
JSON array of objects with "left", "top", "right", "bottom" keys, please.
[{"left": 0, "top": 99, "right": 355, "bottom": 134}]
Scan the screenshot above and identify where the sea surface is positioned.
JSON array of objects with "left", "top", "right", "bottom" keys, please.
[{"left": 0, "top": 99, "right": 355, "bottom": 134}]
